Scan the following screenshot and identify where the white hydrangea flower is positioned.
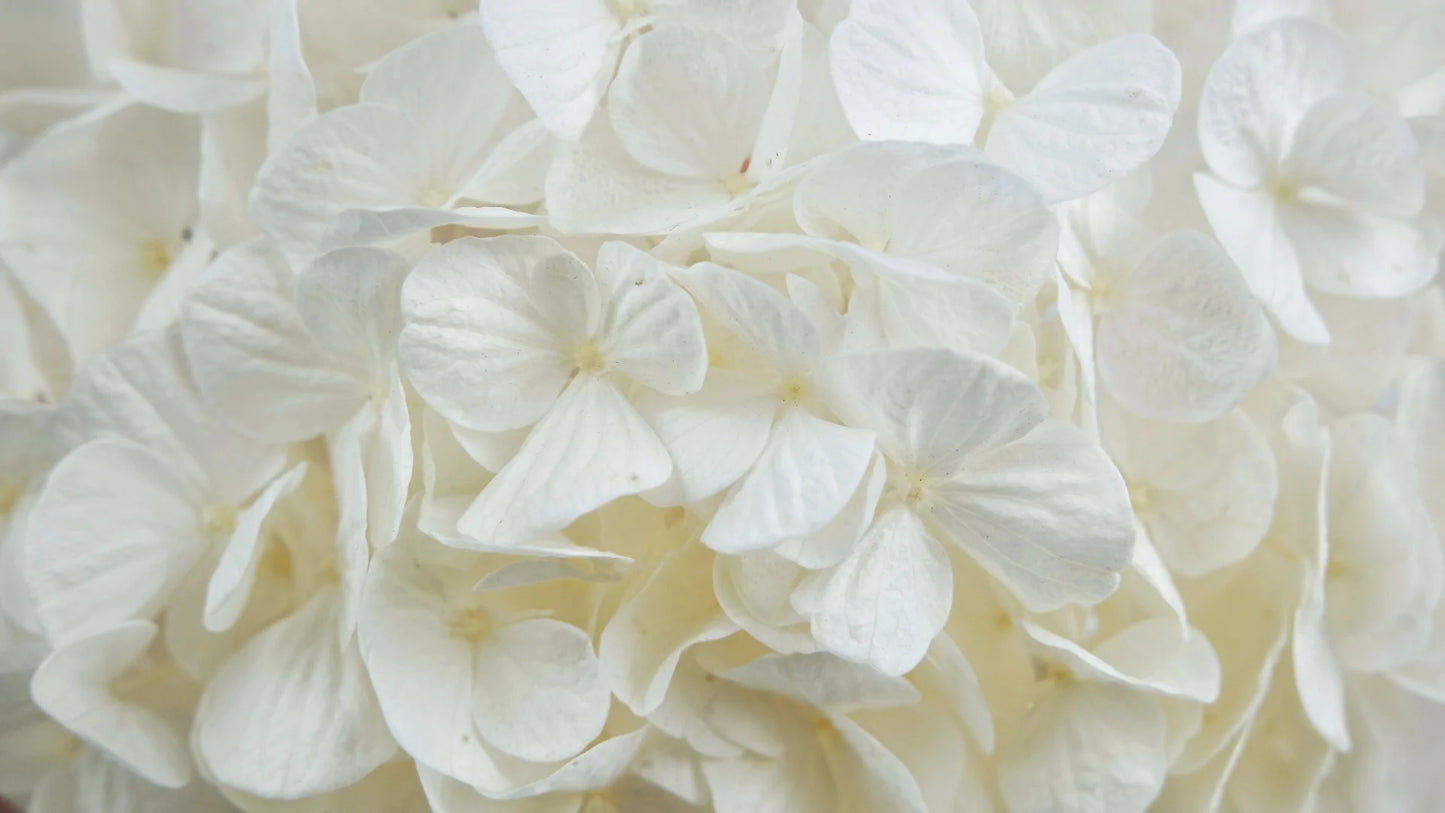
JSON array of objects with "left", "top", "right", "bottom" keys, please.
[
  {"left": 830, "top": 0, "right": 1182, "bottom": 202},
  {"left": 1195, "top": 18, "right": 1441, "bottom": 342},
  {"left": 400, "top": 236, "right": 707, "bottom": 549},
  {"left": 2, "top": 2, "right": 1444, "bottom": 811}
]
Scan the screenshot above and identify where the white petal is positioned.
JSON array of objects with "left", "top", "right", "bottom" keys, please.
[
  {"left": 457, "top": 375, "right": 672, "bottom": 549},
  {"left": 108, "top": 60, "right": 266, "bottom": 114},
  {"left": 987, "top": 34, "right": 1181, "bottom": 202},
  {"left": 1195, "top": 172, "right": 1328, "bottom": 343},
  {"left": 0, "top": 104, "right": 199, "bottom": 362},
  {"left": 885, "top": 157, "right": 1059, "bottom": 304},
  {"left": 203, "top": 462, "right": 308, "bottom": 632},
  {"left": 1097, "top": 230, "right": 1276, "bottom": 423},
  {"left": 358, "top": 539, "right": 516, "bottom": 790},
  {"left": 773, "top": 452, "right": 886, "bottom": 570},
  {"left": 792, "top": 140, "right": 969, "bottom": 247},
  {"left": 969, "top": 0, "right": 1154, "bottom": 91},
  {"left": 794, "top": 507, "right": 952, "bottom": 676},
  {"left": 472, "top": 618, "right": 610, "bottom": 763},
  {"left": 545, "top": 116, "right": 735, "bottom": 235},
  {"left": 1293, "top": 522, "right": 1352, "bottom": 751},
  {"left": 399, "top": 235, "right": 573, "bottom": 432},
  {"left": 524, "top": 249, "right": 600, "bottom": 346},
  {"left": 195, "top": 590, "right": 396, "bottom": 798},
  {"left": 830, "top": 0, "right": 991, "bottom": 143},
  {"left": 1282, "top": 92, "right": 1426, "bottom": 217},
  {"left": 477, "top": 0, "right": 620, "bottom": 139},
  {"left": 703, "top": 408, "right": 876, "bottom": 555},
  {"left": 1325, "top": 412, "right": 1441, "bottom": 672},
  {"left": 674, "top": 261, "right": 819, "bottom": 373},
  {"left": 913, "top": 635, "right": 995, "bottom": 752},
  {"left": 250, "top": 103, "right": 428, "bottom": 267},
  {"left": 180, "top": 239, "right": 367, "bottom": 443},
  {"left": 358, "top": 26, "right": 517, "bottom": 185},
  {"left": 824, "top": 347, "right": 1047, "bottom": 474},
  {"left": 504, "top": 729, "right": 648, "bottom": 799},
  {"left": 713, "top": 552, "right": 820, "bottom": 655},
  {"left": 635, "top": 371, "right": 777, "bottom": 507},
  {"left": 609, "top": 26, "right": 771, "bottom": 180},
  {"left": 265, "top": 0, "right": 316, "bottom": 151},
  {"left": 25, "top": 439, "right": 206, "bottom": 643},
  {"left": 1197, "top": 18, "right": 1352, "bottom": 187},
  {"left": 594, "top": 242, "right": 709, "bottom": 394},
  {"left": 997, "top": 682, "right": 1167, "bottom": 813},
  {"left": 297, "top": 245, "right": 409, "bottom": 371},
  {"left": 317, "top": 205, "right": 543, "bottom": 255},
  {"left": 1281, "top": 203, "right": 1442, "bottom": 299},
  {"left": 1024, "top": 620, "right": 1221, "bottom": 702},
  {"left": 720, "top": 651, "right": 920, "bottom": 711},
  {"left": 1105, "top": 407, "right": 1277, "bottom": 578},
  {"left": 932, "top": 420, "right": 1134, "bottom": 612},
  {"left": 847, "top": 253, "right": 1017, "bottom": 354},
  {"left": 825, "top": 714, "right": 933, "bottom": 813},
  {"left": 30, "top": 621, "right": 191, "bottom": 789},
  {"left": 599, "top": 541, "right": 737, "bottom": 715},
  {"left": 362, "top": 371, "right": 414, "bottom": 549}
]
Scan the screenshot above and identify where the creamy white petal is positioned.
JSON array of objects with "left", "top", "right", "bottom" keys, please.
[
  {"left": 635, "top": 371, "right": 776, "bottom": 507},
  {"left": 609, "top": 25, "right": 772, "bottom": 180},
  {"left": 1281, "top": 202, "right": 1442, "bottom": 299},
  {"left": 399, "top": 235, "right": 573, "bottom": 432},
  {"left": 30, "top": 622, "right": 191, "bottom": 789},
  {"left": 1282, "top": 92, "right": 1426, "bottom": 217},
  {"left": 1096, "top": 230, "right": 1276, "bottom": 423},
  {"left": 794, "top": 507, "right": 952, "bottom": 676},
  {"left": 546, "top": 115, "right": 739, "bottom": 235},
  {"left": 931, "top": 420, "right": 1134, "bottom": 612},
  {"left": 1195, "top": 172, "right": 1328, "bottom": 343},
  {"left": 180, "top": 239, "right": 367, "bottom": 443},
  {"left": 830, "top": 0, "right": 991, "bottom": 144},
  {"left": 987, "top": 34, "right": 1181, "bottom": 202},
  {"left": 25, "top": 439, "right": 207, "bottom": 643},
  {"left": 674, "top": 262, "right": 819, "bottom": 374},
  {"left": 203, "top": 461, "right": 307, "bottom": 632},
  {"left": 250, "top": 103, "right": 428, "bottom": 267},
  {"left": 703, "top": 408, "right": 876, "bottom": 555},
  {"left": 358, "top": 539, "right": 522, "bottom": 790},
  {"left": 599, "top": 541, "right": 737, "bottom": 714},
  {"left": 477, "top": 0, "right": 621, "bottom": 140},
  {"left": 997, "top": 682, "right": 1167, "bottom": 813},
  {"left": 885, "top": 157, "right": 1059, "bottom": 304},
  {"left": 824, "top": 347, "right": 1047, "bottom": 474},
  {"left": 720, "top": 651, "right": 920, "bottom": 711},
  {"left": 1197, "top": 18, "right": 1352, "bottom": 187},
  {"left": 194, "top": 590, "right": 396, "bottom": 798},
  {"left": 457, "top": 375, "right": 672, "bottom": 549},
  {"left": 358, "top": 26, "right": 516, "bottom": 186},
  {"left": 471, "top": 617, "right": 610, "bottom": 763},
  {"left": 593, "top": 242, "right": 709, "bottom": 395}
]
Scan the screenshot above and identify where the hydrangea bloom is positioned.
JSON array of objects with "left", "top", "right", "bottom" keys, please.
[{"left": 1, "top": 1, "right": 1443, "bottom": 812}]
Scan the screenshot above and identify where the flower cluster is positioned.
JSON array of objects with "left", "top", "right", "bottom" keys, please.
[{"left": 1, "top": 0, "right": 1443, "bottom": 811}]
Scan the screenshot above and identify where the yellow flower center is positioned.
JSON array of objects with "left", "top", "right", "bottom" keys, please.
[
  {"left": 612, "top": 0, "right": 647, "bottom": 21},
  {"left": 572, "top": 341, "right": 607, "bottom": 374},
  {"left": 778, "top": 375, "right": 811, "bottom": 404},
  {"left": 0, "top": 479, "right": 20, "bottom": 516},
  {"left": 137, "top": 239, "right": 173, "bottom": 282},
  {"left": 448, "top": 607, "right": 493, "bottom": 643},
  {"left": 202, "top": 504, "right": 239, "bottom": 537},
  {"left": 722, "top": 171, "right": 754, "bottom": 197},
  {"left": 1268, "top": 176, "right": 1300, "bottom": 204},
  {"left": 419, "top": 187, "right": 451, "bottom": 208}
]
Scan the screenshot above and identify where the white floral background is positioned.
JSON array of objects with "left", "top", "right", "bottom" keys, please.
[{"left": 1, "top": 0, "right": 1443, "bottom": 811}]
